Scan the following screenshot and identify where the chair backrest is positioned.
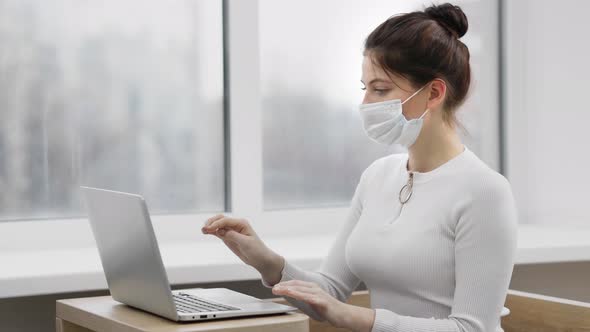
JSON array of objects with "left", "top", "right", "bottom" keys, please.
[
  {"left": 502, "top": 289, "right": 590, "bottom": 332},
  {"left": 269, "top": 289, "right": 590, "bottom": 332}
]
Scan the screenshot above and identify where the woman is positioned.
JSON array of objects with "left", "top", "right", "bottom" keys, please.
[{"left": 202, "top": 3, "right": 517, "bottom": 332}]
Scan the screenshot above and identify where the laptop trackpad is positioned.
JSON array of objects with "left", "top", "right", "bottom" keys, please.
[{"left": 180, "top": 288, "right": 261, "bottom": 305}]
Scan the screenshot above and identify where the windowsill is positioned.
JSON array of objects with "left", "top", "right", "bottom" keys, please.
[
  {"left": 0, "top": 235, "right": 334, "bottom": 299},
  {"left": 2, "top": 224, "right": 590, "bottom": 299}
]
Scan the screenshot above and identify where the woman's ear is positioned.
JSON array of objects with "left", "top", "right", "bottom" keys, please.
[{"left": 426, "top": 78, "right": 447, "bottom": 111}]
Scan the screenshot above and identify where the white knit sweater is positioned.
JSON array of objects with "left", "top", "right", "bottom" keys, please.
[{"left": 261, "top": 146, "right": 518, "bottom": 332}]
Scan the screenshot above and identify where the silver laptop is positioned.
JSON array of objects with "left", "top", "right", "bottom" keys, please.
[{"left": 81, "top": 186, "right": 297, "bottom": 322}]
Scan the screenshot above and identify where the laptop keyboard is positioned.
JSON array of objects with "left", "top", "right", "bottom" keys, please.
[{"left": 173, "top": 293, "right": 241, "bottom": 313}]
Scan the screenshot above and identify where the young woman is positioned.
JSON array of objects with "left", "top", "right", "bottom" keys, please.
[{"left": 202, "top": 3, "right": 517, "bottom": 332}]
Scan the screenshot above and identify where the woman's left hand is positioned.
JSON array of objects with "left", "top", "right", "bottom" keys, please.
[{"left": 271, "top": 279, "right": 349, "bottom": 328}]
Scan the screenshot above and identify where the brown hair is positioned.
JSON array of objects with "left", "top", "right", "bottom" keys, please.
[{"left": 364, "top": 2, "right": 471, "bottom": 127}]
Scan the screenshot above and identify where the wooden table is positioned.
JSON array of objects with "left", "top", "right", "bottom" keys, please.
[{"left": 56, "top": 295, "right": 309, "bottom": 332}]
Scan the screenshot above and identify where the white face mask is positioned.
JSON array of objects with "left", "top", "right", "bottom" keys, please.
[{"left": 358, "top": 84, "right": 429, "bottom": 148}]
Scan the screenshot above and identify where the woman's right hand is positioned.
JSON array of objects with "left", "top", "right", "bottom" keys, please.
[{"left": 201, "top": 214, "right": 284, "bottom": 283}]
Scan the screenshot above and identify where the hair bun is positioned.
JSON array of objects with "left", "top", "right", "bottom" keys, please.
[{"left": 425, "top": 3, "right": 468, "bottom": 38}]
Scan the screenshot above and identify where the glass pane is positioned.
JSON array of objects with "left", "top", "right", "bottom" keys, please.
[
  {"left": 260, "top": 0, "right": 500, "bottom": 209},
  {"left": 0, "top": 0, "right": 225, "bottom": 221}
]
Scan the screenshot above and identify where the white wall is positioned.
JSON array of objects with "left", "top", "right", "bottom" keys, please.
[{"left": 504, "top": 0, "right": 590, "bottom": 227}]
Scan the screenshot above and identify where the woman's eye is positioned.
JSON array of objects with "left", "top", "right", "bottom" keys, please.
[{"left": 360, "top": 86, "right": 389, "bottom": 95}]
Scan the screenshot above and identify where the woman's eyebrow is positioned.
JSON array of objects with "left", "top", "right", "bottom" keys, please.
[{"left": 360, "top": 78, "right": 392, "bottom": 85}]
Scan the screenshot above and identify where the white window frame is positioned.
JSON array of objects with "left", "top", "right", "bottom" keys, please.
[{"left": 0, "top": 0, "right": 349, "bottom": 253}]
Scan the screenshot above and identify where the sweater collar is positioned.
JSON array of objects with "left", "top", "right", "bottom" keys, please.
[{"left": 400, "top": 145, "right": 470, "bottom": 184}]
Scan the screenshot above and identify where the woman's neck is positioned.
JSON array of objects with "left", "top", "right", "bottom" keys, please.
[{"left": 407, "top": 122, "right": 464, "bottom": 173}]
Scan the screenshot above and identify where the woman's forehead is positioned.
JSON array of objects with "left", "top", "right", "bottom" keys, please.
[
  {"left": 362, "top": 66, "right": 388, "bottom": 83},
  {"left": 361, "top": 56, "right": 405, "bottom": 85}
]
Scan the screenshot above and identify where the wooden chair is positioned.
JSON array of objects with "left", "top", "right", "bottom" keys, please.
[
  {"left": 502, "top": 289, "right": 590, "bottom": 332},
  {"left": 268, "top": 289, "right": 590, "bottom": 332}
]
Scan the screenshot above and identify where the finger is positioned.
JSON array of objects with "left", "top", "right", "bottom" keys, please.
[
  {"left": 202, "top": 215, "right": 228, "bottom": 234},
  {"left": 206, "top": 229, "right": 242, "bottom": 250},
  {"left": 273, "top": 287, "right": 317, "bottom": 303},
  {"left": 273, "top": 285, "right": 316, "bottom": 297},
  {"left": 204, "top": 214, "right": 225, "bottom": 227},
  {"left": 202, "top": 226, "right": 224, "bottom": 239},
  {"left": 219, "top": 228, "right": 248, "bottom": 242},
  {"left": 205, "top": 217, "right": 246, "bottom": 233},
  {"left": 277, "top": 280, "right": 318, "bottom": 289}
]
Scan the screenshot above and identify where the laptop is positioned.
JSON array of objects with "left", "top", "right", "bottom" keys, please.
[{"left": 81, "top": 186, "right": 297, "bottom": 322}]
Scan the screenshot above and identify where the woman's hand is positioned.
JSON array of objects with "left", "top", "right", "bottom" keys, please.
[
  {"left": 272, "top": 280, "right": 376, "bottom": 332},
  {"left": 201, "top": 214, "right": 283, "bottom": 277},
  {"left": 271, "top": 280, "right": 351, "bottom": 328}
]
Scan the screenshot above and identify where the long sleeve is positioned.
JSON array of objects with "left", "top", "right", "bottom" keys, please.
[
  {"left": 260, "top": 160, "right": 380, "bottom": 321},
  {"left": 371, "top": 176, "right": 518, "bottom": 332}
]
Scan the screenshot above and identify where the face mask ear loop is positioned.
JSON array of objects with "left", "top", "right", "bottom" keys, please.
[
  {"left": 419, "top": 109, "right": 430, "bottom": 119},
  {"left": 401, "top": 84, "right": 427, "bottom": 105}
]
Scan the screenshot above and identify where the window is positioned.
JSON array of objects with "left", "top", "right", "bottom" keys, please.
[
  {"left": 259, "top": 0, "right": 501, "bottom": 210},
  {"left": 0, "top": 0, "right": 225, "bottom": 221},
  {"left": 0, "top": 0, "right": 502, "bottom": 233}
]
